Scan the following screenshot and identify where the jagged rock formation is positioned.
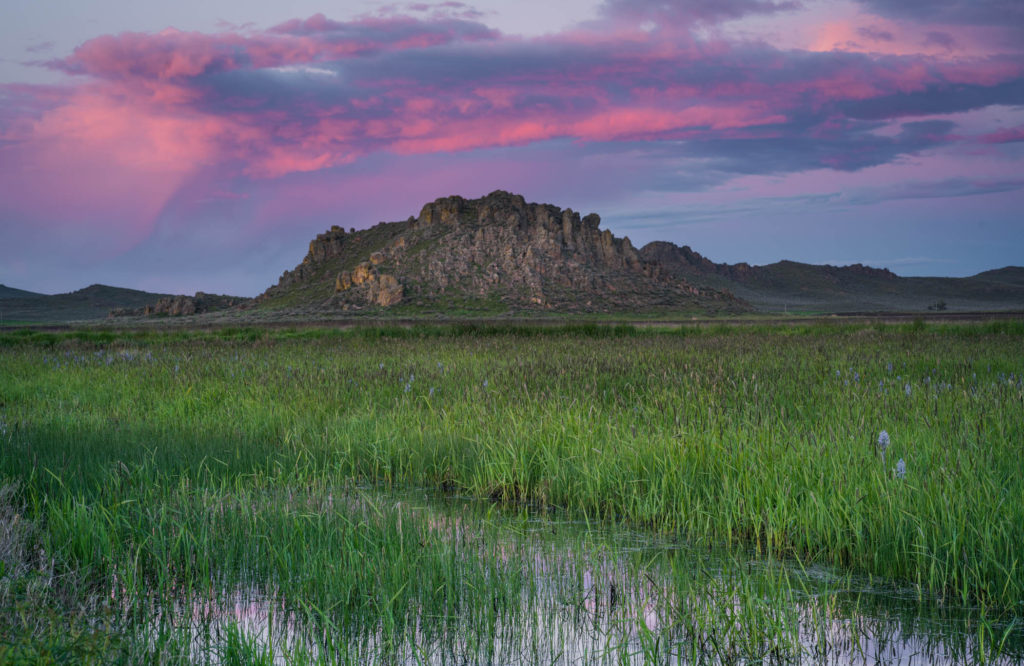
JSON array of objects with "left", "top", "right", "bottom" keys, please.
[
  {"left": 259, "top": 191, "right": 744, "bottom": 313},
  {"left": 110, "top": 292, "right": 250, "bottom": 317}
]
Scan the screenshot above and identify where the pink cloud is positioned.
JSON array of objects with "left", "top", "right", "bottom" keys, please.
[
  {"left": 0, "top": 89, "right": 224, "bottom": 253},
  {"left": 53, "top": 15, "right": 499, "bottom": 88},
  {"left": 57, "top": 30, "right": 249, "bottom": 82},
  {"left": 13, "top": 16, "right": 1022, "bottom": 178},
  {"left": 804, "top": 13, "right": 1012, "bottom": 58},
  {"left": 979, "top": 126, "right": 1024, "bottom": 144}
]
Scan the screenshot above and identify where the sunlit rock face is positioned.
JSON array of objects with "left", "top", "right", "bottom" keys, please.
[{"left": 261, "top": 190, "right": 744, "bottom": 313}]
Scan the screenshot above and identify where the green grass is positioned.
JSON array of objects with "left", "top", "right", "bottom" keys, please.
[{"left": 1, "top": 321, "right": 1023, "bottom": 661}]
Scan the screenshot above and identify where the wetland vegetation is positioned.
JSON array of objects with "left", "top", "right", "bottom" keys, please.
[{"left": 1, "top": 321, "right": 1022, "bottom": 663}]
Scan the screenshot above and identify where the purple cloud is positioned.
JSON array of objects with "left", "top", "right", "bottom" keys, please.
[
  {"left": 599, "top": 0, "right": 802, "bottom": 26},
  {"left": 857, "top": 25, "right": 894, "bottom": 42},
  {"left": 20, "top": 11, "right": 1021, "bottom": 184},
  {"left": 923, "top": 30, "right": 957, "bottom": 51},
  {"left": 979, "top": 125, "right": 1024, "bottom": 143},
  {"left": 854, "top": 0, "right": 1024, "bottom": 26},
  {"left": 843, "top": 177, "right": 1024, "bottom": 205},
  {"left": 24, "top": 41, "right": 55, "bottom": 54}
]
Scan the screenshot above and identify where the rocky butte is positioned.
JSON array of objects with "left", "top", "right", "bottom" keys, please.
[{"left": 258, "top": 191, "right": 745, "bottom": 314}]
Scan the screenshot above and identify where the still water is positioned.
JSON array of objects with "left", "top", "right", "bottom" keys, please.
[{"left": 134, "top": 489, "right": 1024, "bottom": 665}]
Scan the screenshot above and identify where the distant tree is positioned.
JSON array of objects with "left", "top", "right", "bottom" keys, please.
[{"left": 927, "top": 299, "right": 947, "bottom": 311}]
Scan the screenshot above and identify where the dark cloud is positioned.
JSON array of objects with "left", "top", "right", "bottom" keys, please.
[
  {"left": 923, "top": 31, "right": 956, "bottom": 51},
  {"left": 269, "top": 12, "right": 497, "bottom": 41},
  {"left": 839, "top": 76, "right": 1024, "bottom": 120},
  {"left": 854, "top": 0, "right": 1024, "bottom": 26},
  {"left": 843, "top": 177, "right": 1024, "bottom": 205},
  {"left": 598, "top": 0, "right": 801, "bottom": 26},
  {"left": 560, "top": 117, "right": 967, "bottom": 193},
  {"left": 857, "top": 26, "right": 894, "bottom": 42},
  {"left": 24, "top": 41, "right": 54, "bottom": 54},
  {"left": 854, "top": 0, "right": 1024, "bottom": 52},
  {"left": 674, "top": 120, "right": 958, "bottom": 175},
  {"left": 401, "top": 2, "right": 487, "bottom": 20}
]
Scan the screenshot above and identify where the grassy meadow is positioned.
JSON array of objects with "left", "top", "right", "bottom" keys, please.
[{"left": 1, "top": 321, "right": 1023, "bottom": 663}]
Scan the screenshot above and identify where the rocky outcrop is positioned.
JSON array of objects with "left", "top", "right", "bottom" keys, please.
[
  {"left": 148, "top": 295, "right": 197, "bottom": 316},
  {"left": 334, "top": 262, "right": 403, "bottom": 307},
  {"left": 258, "top": 190, "right": 744, "bottom": 313},
  {"left": 109, "top": 292, "right": 250, "bottom": 317}
]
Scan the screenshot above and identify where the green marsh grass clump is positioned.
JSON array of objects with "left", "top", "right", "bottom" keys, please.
[{"left": 1, "top": 322, "right": 1023, "bottom": 661}]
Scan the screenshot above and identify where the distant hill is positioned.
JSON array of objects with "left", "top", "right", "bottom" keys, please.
[
  {"left": 0, "top": 284, "right": 173, "bottom": 323},
  {"left": 972, "top": 267, "right": 1024, "bottom": 287},
  {"left": 258, "top": 191, "right": 745, "bottom": 315},
  {"left": 0, "top": 284, "right": 45, "bottom": 300},
  {"left": 640, "top": 242, "right": 1024, "bottom": 313}
]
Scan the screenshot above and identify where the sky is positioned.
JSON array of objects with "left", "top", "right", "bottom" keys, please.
[{"left": 1, "top": 0, "right": 1022, "bottom": 296}]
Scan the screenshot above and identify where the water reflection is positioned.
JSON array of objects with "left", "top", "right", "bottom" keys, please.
[{"left": 133, "top": 489, "right": 1023, "bottom": 665}]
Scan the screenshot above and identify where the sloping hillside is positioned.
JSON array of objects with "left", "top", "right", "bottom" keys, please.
[
  {"left": 0, "top": 284, "right": 173, "bottom": 322},
  {"left": 640, "top": 242, "right": 1024, "bottom": 313}
]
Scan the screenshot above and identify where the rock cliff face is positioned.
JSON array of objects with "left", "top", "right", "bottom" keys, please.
[{"left": 259, "top": 191, "right": 743, "bottom": 313}]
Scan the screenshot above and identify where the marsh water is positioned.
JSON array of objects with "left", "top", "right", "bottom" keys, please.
[{"left": 126, "top": 488, "right": 1024, "bottom": 665}]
